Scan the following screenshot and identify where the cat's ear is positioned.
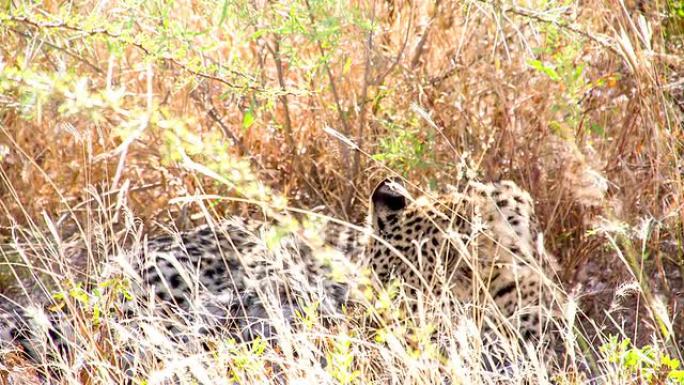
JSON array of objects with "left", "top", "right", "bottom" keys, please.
[{"left": 370, "top": 178, "right": 407, "bottom": 229}]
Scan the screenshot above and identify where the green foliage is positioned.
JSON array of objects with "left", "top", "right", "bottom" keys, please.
[
  {"left": 50, "top": 278, "right": 132, "bottom": 325},
  {"left": 223, "top": 337, "right": 269, "bottom": 383},
  {"left": 159, "top": 117, "right": 269, "bottom": 201},
  {"left": 670, "top": 0, "right": 684, "bottom": 18},
  {"left": 600, "top": 336, "right": 684, "bottom": 384},
  {"left": 528, "top": 17, "right": 609, "bottom": 139},
  {"left": 263, "top": 216, "right": 300, "bottom": 250},
  {"left": 372, "top": 113, "right": 435, "bottom": 176},
  {"left": 665, "top": 0, "right": 684, "bottom": 40},
  {"left": 326, "top": 336, "right": 360, "bottom": 384}
]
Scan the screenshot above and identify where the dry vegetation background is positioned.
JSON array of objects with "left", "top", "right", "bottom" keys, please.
[{"left": 1, "top": 0, "right": 684, "bottom": 383}]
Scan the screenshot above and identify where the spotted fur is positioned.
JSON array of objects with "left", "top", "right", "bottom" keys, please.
[
  {"left": 0, "top": 217, "right": 358, "bottom": 372},
  {"left": 1, "top": 178, "right": 562, "bottom": 373},
  {"left": 367, "top": 178, "right": 562, "bottom": 351}
]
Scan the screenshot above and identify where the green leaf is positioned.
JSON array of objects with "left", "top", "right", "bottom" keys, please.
[
  {"left": 342, "top": 56, "right": 352, "bottom": 75},
  {"left": 669, "top": 370, "right": 684, "bottom": 383},
  {"left": 589, "top": 123, "right": 605, "bottom": 136},
  {"left": 527, "top": 59, "right": 560, "bottom": 81},
  {"left": 92, "top": 304, "right": 101, "bottom": 325},
  {"left": 218, "top": 0, "right": 229, "bottom": 25},
  {"left": 242, "top": 108, "right": 255, "bottom": 129}
]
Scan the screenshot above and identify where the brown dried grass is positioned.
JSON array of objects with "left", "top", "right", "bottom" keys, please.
[{"left": 0, "top": 0, "right": 683, "bottom": 383}]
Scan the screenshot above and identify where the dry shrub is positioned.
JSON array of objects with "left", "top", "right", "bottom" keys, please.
[{"left": 1, "top": 0, "right": 683, "bottom": 383}]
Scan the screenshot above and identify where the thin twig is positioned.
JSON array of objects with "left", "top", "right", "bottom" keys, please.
[
  {"left": 497, "top": 2, "right": 619, "bottom": 57},
  {"left": 410, "top": 0, "right": 441, "bottom": 69},
  {"left": 347, "top": 0, "right": 377, "bottom": 213},
  {"left": 429, "top": 2, "right": 619, "bottom": 87},
  {"left": 189, "top": 87, "right": 251, "bottom": 160},
  {"left": 54, "top": 183, "right": 162, "bottom": 227},
  {"left": 7, "top": 15, "right": 265, "bottom": 92},
  {"left": 410, "top": 21, "right": 433, "bottom": 69},
  {"left": 374, "top": 1, "right": 414, "bottom": 87},
  {"left": 207, "top": 107, "right": 250, "bottom": 156},
  {"left": 6, "top": 27, "right": 103, "bottom": 74},
  {"left": 303, "top": 0, "right": 353, "bottom": 190},
  {"left": 265, "top": 37, "right": 296, "bottom": 160}
]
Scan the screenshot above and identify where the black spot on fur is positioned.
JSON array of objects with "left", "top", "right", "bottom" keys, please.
[
  {"left": 148, "top": 273, "right": 162, "bottom": 284},
  {"left": 198, "top": 227, "right": 214, "bottom": 237},
  {"left": 215, "top": 264, "right": 227, "bottom": 275},
  {"left": 153, "top": 235, "right": 174, "bottom": 245},
  {"left": 181, "top": 234, "right": 197, "bottom": 245},
  {"left": 168, "top": 273, "right": 182, "bottom": 288},
  {"left": 186, "top": 246, "right": 202, "bottom": 257},
  {"left": 493, "top": 282, "right": 517, "bottom": 299},
  {"left": 507, "top": 216, "right": 520, "bottom": 226}
]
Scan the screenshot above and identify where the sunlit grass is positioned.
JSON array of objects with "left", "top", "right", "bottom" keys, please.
[{"left": 1, "top": 0, "right": 683, "bottom": 383}]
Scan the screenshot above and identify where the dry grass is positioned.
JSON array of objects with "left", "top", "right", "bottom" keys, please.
[{"left": 1, "top": 0, "right": 683, "bottom": 384}]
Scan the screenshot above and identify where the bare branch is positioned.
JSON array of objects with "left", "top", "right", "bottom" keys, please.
[
  {"left": 347, "top": 0, "right": 377, "bottom": 212},
  {"left": 374, "top": 1, "right": 415, "bottom": 87},
  {"left": 7, "top": 15, "right": 265, "bottom": 92},
  {"left": 266, "top": 38, "right": 296, "bottom": 161},
  {"left": 303, "top": 0, "right": 353, "bottom": 189},
  {"left": 6, "top": 27, "right": 103, "bottom": 74},
  {"left": 494, "top": 2, "right": 620, "bottom": 57},
  {"left": 410, "top": 21, "right": 433, "bottom": 69}
]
